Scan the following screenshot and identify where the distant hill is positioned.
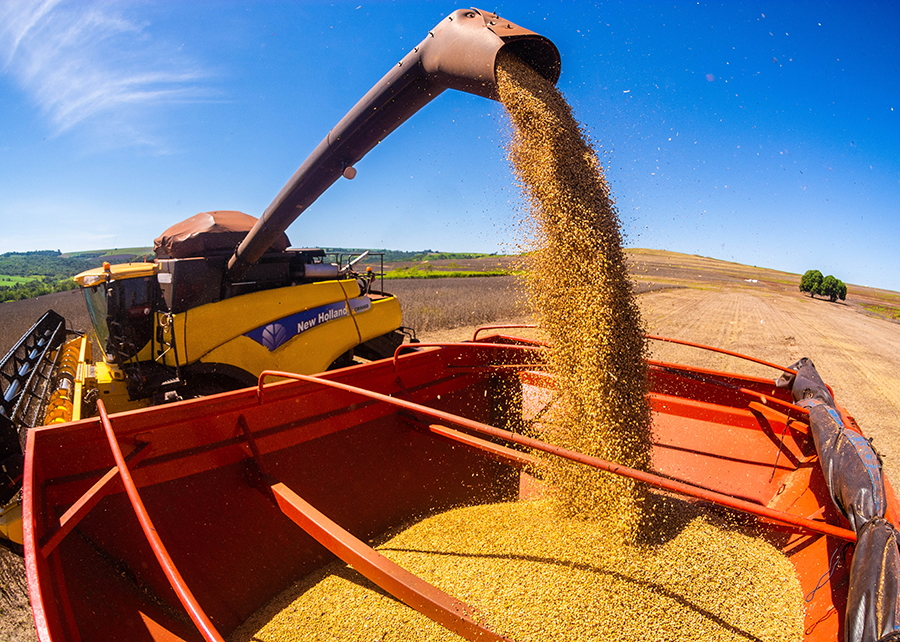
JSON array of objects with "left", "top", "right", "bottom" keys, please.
[
  {"left": 0, "top": 249, "right": 153, "bottom": 303},
  {"left": 62, "top": 247, "right": 154, "bottom": 262}
]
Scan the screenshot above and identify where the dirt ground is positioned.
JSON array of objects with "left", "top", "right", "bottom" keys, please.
[{"left": 422, "top": 250, "right": 900, "bottom": 487}]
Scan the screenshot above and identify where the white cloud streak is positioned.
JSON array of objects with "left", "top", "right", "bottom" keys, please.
[{"left": 0, "top": 0, "right": 215, "bottom": 147}]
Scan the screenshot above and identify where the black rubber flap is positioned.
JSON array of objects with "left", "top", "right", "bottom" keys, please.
[
  {"left": 778, "top": 358, "right": 900, "bottom": 641},
  {"left": 847, "top": 519, "right": 900, "bottom": 642}
]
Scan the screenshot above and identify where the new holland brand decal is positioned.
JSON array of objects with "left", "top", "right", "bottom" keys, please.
[{"left": 245, "top": 297, "right": 372, "bottom": 352}]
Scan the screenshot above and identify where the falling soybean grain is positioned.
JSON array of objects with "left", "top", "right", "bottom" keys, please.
[
  {"left": 495, "top": 50, "right": 652, "bottom": 535},
  {"left": 230, "top": 50, "right": 806, "bottom": 642}
]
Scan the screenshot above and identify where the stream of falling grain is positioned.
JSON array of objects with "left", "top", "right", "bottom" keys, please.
[{"left": 495, "top": 50, "right": 652, "bottom": 534}]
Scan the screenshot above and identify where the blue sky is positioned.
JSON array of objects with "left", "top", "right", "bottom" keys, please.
[{"left": 1, "top": 1, "right": 898, "bottom": 291}]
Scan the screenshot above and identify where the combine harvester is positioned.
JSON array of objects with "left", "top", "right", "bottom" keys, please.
[{"left": 5, "top": 8, "right": 900, "bottom": 642}]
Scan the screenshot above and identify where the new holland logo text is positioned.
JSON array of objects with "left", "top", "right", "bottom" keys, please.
[{"left": 245, "top": 297, "right": 371, "bottom": 352}]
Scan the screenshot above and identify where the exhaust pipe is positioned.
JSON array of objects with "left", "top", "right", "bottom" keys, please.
[{"left": 227, "top": 8, "right": 560, "bottom": 279}]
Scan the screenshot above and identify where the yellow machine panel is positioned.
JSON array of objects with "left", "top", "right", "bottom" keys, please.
[{"left": 181, "top": 279, "right": 359, "bottom": 363}]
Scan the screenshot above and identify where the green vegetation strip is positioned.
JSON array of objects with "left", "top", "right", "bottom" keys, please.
[
  {"left": 0, "top": 249, "right": 148, "bottom": 303},
  {"left": 861, "top": 304, "right": 900, "bottom": 320}
]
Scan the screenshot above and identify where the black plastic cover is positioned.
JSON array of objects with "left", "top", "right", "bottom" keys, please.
[
  {"left": 848, "top": 519, "right": 900, "bottom": 641},
  {"left": 778, "top": 358, "right": 900, "bottom": 642},
  {"left": 805, "top": 401, "right": 886, "bottom": 532}
]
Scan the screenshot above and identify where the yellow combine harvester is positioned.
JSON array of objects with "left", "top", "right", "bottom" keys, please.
[
  {"left": 69, "top": 210, "right": 405, "bottom": 413},
  {"left": 0, "top": 215, "right": 407, "bottom": 551}
]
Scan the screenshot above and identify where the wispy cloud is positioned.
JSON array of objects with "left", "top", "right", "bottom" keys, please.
[{"left": 0, "top": 0, "right": 215, "bottom": 148}]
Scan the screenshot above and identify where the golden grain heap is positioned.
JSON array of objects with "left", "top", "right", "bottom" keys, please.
[
  {"left": 496, "top": 51, "right": 652, "bottom": 531},
  {"left": 232, "top": 500, "right": 803, "bottom": 642}
]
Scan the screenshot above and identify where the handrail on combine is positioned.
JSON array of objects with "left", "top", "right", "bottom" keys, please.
[{"left": 255, "top": 370, "right": 856, "bottom": 542}]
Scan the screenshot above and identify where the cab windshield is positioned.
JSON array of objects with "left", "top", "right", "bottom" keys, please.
[
  {"left": 83, "top": 284, "right": 110, "bottom": 355},
  {"left": 82, "top": 276, "right": 159, "bottom": 362}
]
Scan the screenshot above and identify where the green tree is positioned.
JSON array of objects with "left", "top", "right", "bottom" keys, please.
[
  {"left": 819, "top": 275, "right": 838, "bottom": 300},
  {"left": 800, "top": 270, "right": 823, "bottom": 297},
  {"left": 820, "top": 276, "right": 847, "bottom": 302},
  {"left": 836, "top": 280, "right": 847, "bottom": 301},
  {"left": 799, "top": 270, "right": 847, "bottom": 302}
]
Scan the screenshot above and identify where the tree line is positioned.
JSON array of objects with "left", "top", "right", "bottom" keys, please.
[
  {"left": 800, "top": 270, "right": 847, "bottom": 302},
  {"left": 324, "top": 248, "right": 495, "bottom": 263},
  {"left": 0, "top": 250, "right": 105, "bottom": 303}
]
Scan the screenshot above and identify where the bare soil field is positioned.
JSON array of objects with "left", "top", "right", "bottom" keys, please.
[
  {"left": 428, "top": 250, "right": 900, "bottom": 485},
  {"left": 0, "top": 289, "right": 89, "bottom": 357},
  {"left": 1, "top": 249, "right": 900, "bottom": 641}
]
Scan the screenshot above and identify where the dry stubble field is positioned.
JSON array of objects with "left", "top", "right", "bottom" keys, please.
[{"left": 2, "top": 248, "right": 900, "bottom": 641}]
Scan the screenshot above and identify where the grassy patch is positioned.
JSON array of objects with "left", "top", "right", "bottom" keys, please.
[
  {"left": 867, "top": 292, "right": 900, "bottom": 305},
  {"left": 861, "top": 303, "right": 900, "bottom": 321},
  {"left": 0, "top": 274, "right": 35, "bottom": 285}
]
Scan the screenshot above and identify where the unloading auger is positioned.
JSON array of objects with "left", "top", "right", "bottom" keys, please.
[{"left": 228, "top": 7, "right": 560, "bottom": 278}]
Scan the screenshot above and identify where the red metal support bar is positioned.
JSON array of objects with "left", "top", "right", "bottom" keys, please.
[
  {"left": 645, "top": 334, "right": 797, "bottom": 375},
  {"left": 256, "top": 371, "right": 857, "bottom": 542},
  {"left": 649, "top": 361, "right": 809, "bottom": 418},
  {"left": 236, "top": 410, "right": 512, "bottom": 640},
  {"left": 391, "top": 342, "right": 544, "bottom": 372},
  {"left": 390, "top": 337, "right": 806, "bottom": 419},
  {"left": 424, "top": 423, "right": 541, "bottom": 468},
  {"left": 97, "top": 401, "right": 226, "bottom": 642},
  {"left": 270, "top": 482, "right": 511, "bottom": 642},
  {"left": 472, "top": 324, "right": 542, "bottom": 342},
  {"left": 463, "top": 330, "right": 795, "bottom": 376}
]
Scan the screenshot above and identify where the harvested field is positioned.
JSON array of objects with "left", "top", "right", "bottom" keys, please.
[
  {"left": 385, "top": 276, "right": 528, "bottom": 335},
  {"left": 0, "top": 289, "right": 89, "bottom": 357}
]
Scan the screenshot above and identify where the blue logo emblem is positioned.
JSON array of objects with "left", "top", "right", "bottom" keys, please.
[
  {"left": 245, "top": 299, "right": 362, "bottom": 351},
  {"left": 260, "top": 323, "right": 289, "bottom": 351}
]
